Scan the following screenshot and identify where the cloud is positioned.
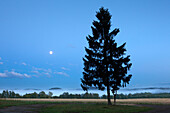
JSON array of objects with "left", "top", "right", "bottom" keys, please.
[
  {"left": 0, "top": 57, "right": 1, "bottom": 60},
  {"left": 61, "top": 67, "right": 70, "bottom": 71},
  {"left": 33, "top": 67, "right": 44, "bottom": 71},
  {"left": 22, "top": 62, "right": 27, "bottom": 66},
  {"left": 0, "top": 70, "right": 31, "bottom": 78},
  {"left": 46, "top": 69, "right": 52, "bottom": 73},
  {"left": 33, "top": 67, "right": 52, "bottom": 73},
  {"left": 0, "top": 73, "right": 7, "bottom": 77},
  {"left": 55, "top": 72, "right": 69, "bottom": 77},
  {"left": 32, "top": 67, "right": 52, "bottom": 77},
  {"left": 0, "top": 62, "right": 3, "bottom": 65},
  {"left": 31, "top": 70, "right": 39, "bottom": 74}
]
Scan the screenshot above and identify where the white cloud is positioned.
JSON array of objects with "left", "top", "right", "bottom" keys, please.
[
  {"left": 0, "top": 70, "right": 31, "bottom": 78},
  {"left": 32, "top": 67, "right": 52, "bottom": 77},
  {"left": 61, "top": 67, "right": 70, "bottom": 71},
  {"left": 22, "top": 62, "right": 27, "bottom": 66},
  {"left": 31, "top": 70, "right": 39, "bottom": 74},
  {"left": 23, "top": 74, "right": 30, "bottom": 78},
  {"left": 46, "top": 69, "right": 52, "bottom": 73},
  {"left": 33, "top": 67, "right": 44, "bottom": 71},
  {"left": 0, "top": 62, "right": 3, "bottom": 65},
  {"left": 32, "top": 67, "right": 44, "bottom": 72},
  {"left": 55, "top": 72, "right": 69, "bottom": 77},
  {"left": 0, "top": 73, "right": 7, "bottom": 77}
]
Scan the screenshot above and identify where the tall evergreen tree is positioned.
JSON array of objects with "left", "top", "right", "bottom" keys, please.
[{"left": 81, "top": 7, "right": 132, "bottom": 105}]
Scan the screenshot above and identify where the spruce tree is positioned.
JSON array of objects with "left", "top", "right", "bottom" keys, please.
[{"left": 81, "top": 7, "right": 132, "bottom": 105}]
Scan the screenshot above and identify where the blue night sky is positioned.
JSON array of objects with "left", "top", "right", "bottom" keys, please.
[{"left": 0, "top": 0, "right": 170, "bottom": 89}]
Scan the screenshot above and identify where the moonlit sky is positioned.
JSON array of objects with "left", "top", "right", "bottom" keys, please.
[{"left": 0, "top": 0, "right": 170, "bottom": 90}]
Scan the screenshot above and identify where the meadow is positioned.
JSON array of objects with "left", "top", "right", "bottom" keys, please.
[
  {"left": 2, "top": 98, "right": 170, "bottom": 104},
  {"left": 1, "top": 98, "right": 170, "bottom": 113}
]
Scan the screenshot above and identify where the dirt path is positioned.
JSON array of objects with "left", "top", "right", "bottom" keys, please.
[
  {"left": 0, "top": 104, "right": 55, "bottom": 113},
  {"left": 139, "top": 104, "right": 170, "bottom": 113},
  {"left": 0, "top": 103, "right": 170, "bottom": 113}
]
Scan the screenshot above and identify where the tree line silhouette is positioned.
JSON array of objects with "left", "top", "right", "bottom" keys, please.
[{"left": 1, "top": 90, "right": 170, "bottom": 99}]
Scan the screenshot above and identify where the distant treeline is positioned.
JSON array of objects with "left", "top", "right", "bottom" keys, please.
[
  {"left": 0, "top": 90, "right": 99, "bottom": 99},
  {"left": 111, "top": 93, "right": 170, "bottom": 99},
  {"left": 0, "top": 90, "right": 53, "bottom": 98},
  {"left": 1, "top": 90, "right": 170, "bottom": 99}
]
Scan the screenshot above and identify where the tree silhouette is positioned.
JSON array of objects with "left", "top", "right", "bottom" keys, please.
[{"left": 81, "top": 7, "right": 132, "bottom": 105}]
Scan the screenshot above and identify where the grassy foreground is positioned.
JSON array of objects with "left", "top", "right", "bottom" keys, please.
[
  {"left": 38, "top": 103, "right": 151, "bottom": 113},
  {"left": 0, "top": 100, "right": 54, "bottom": 108},
  {"left": 0, "top": 100, "right": 152, "bottom": 113}
]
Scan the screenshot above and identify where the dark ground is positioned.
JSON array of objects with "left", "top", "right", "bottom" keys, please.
[
  {"left": 139, "top": 104, "right": 170, "bottom": 113},
  {"left": 0, "top": 103, "right": 170, "bottom": 113}
]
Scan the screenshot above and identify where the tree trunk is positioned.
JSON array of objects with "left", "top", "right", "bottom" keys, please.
[
  {"left": 113, "top": 90, "right": 117, "bottom": 105},
  {"left": 107, "top": 85, "right": 112, "bottom": 105}
]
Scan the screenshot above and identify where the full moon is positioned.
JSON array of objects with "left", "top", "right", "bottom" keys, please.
[{"left": 49, "top": 51, "right": 53, "bottom": 55}]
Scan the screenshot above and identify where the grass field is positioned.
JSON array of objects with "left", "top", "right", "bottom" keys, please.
[
  {"left": 1, "top": 98, "right": 170, "bottom": 104},
  {"left": 0, "top": 99, "right": 152, "bottom": 113},
  {"left": 38, "top": 103, "right": 150, "bottom": 113},
  {"left": 2, "top": 98, "right": 170, "bottom": 113},
  {"left": 0, "top": 100, "right": 57, "bottom": 108}
]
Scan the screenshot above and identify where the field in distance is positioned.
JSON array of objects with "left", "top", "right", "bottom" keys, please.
[{"left": 1, "top": 98, "right": 170, "bottom": 104}]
